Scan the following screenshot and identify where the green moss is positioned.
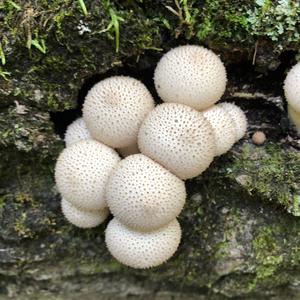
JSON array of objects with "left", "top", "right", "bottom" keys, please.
[
  {"left": 183, "top": 1, "right": 300, "bottom": 52},
  {"left": 253, "top": 227, "right": 283, "bottom": 280},
  {"left": 228, "top": 143, "right": 300, "bottom": 216},
  {"left": 1, "top": 1, "right": 300, "bottom": 113},
  {"left": 0, "top": 1, "right": 162, "bottom": 111}
]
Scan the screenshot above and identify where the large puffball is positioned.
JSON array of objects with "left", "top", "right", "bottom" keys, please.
[
  {"left": 106, "top": 154, "right": 186, "bottom": 231},
  {"left": 284, "top": 62, "right": 300, "bottom": 113},
  {"left": 83, "top": 76, "right": 155, "bottom": 148},
  {"left": 61, "top": 198, "right": 109, "bottom": 228},
  {"left": 138, "top": 103, "right": 216, "bottom": 180},
  {"left": 105, "top": 218, "right": 181, "bottom": 269},
  {"left": 288, "top": 104, "right": 300, "bottom": 133},
  {"left": 219, "top": 102, "right": 247, "bottom": 141},
  {"left": 55, "top": 140, "right": 120, "bottom": 210},
  {"left": 203, "top": 105, "right": 236, "bottom": 156},
  {"left": 154, "top": 45, "right": 227, "bottom": 110},
  {"left": 64, "top": 117, "right": 91, "bottom": 147}
]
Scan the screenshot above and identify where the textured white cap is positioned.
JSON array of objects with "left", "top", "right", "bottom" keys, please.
[
  {"left": 203, "top": 105, "right": 236, "bottom": 156},
  {"left": 61, "top": 198, "right": 109, "bottom": 228},
  {"left": 284, "top": 62, "right": 300, "bottom": 113},
  {"left": 288, "top": 104, "right": 300, "bottom": 133},
  {"left": 154, "top": 45, "right": 227, "bottom": 110},
  {"left": 55, "top": 140, "right": 120, "bottom": 210},
  {"left": 219, "top": 102, "right": 247, "bottom": 141},
  {"left": 138, "top": 103, "right": 216, "bottom": 180},
  {"left": 64, "top": 117, "right": 91, "bottom": 147},
  {"left": 106, "top": 154, "right": 186, "bottom": 231},
  {"left": 105, "top": 218, "right": 181, "bottom": 269},
  {"left": 83, "top": 76, "right": 155, "bottom": 148}
]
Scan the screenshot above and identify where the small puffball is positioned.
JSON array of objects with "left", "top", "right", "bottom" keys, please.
[
  {"left": 105, "top": 218, "right": 181, "bottom": 269},
  {"left": 203, "top": 105, "right": 236, "bottom": 156},
  {"left": 118, "top": 143, "right": 140, "bottom": 158},
  {"left": 252, "top": 131, "right": 266, "bottom": 145},
  {"left": 106, "top": 154, "right": 186, "bottom": 231},
  {"left": 288, "top": 105, "right": 300, "bottom": 134},
  {"left": 154, "top": 45, "right": 227, "bottom": 110},
  {"left": 284, "top": 62, "right": 300, "bottom": 113},
  {"left": 61, "top": 198, "right": 109, "bottom": 228},
  {"left": 83, "top": 76, "right": 155, "bottom": 148},
  {"left": 55, "top": 140, "right": 120, "bottom": 210},
  {"left": 64, "top": 117, "right": 91, "bottom": 147},
  {"left": 138, "top": 103, "right": 216, "bottom": 180},
  {"left": 219, "top": 102, "right": 247, "bottom": 141}
]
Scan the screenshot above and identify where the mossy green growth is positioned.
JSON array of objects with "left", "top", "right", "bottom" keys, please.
[
  {"left": 187, "top": 0, "right": 300, "bottom": 52},
  {"left": 228, "top": 143, "right": 300, "bottom": 216},
  {"left": 253, "top": 227, "right": 283, "bottom": 280},
  {"left": 0, "top": 0, "right": 162, "bottom": 111}
]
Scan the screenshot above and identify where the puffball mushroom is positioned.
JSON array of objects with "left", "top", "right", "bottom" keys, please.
[
  {"left": 64, "top": 117, "right": 91, "bottom": 147},
  {"left": 288, "top": 105, "right": 300, "bottom": 133},
  {"left": 138, "top": 103, "right": 216, "bottom": 180},
  {"left": 55, "top": 140, "right": 120, "bottom": 211},
  {"left": 105, "top": 218, "right": 181, "bottom": 269},
  {"left": 203, "top": 105, "right": 236, "bottom": 156},
  {"left": 83, "top": 76, "right": 155, "bottom": 148},
  {"left": 106, "top": 154, "right": 186, "bottom": 231},
  {"left": 219, "top": 102, "right": 247, "bottom": 141},
  {"left": 284, "top": 62, "right": 300, "bottom": 131},
  {"left": 61, "top": 198, "right": 109, "bottom": 228},
  {"left": 154, "top": 45, "right": 227, "bottom": 110},
  {"left": 284, "top": 62, "right": 300, "bottom": 113}
]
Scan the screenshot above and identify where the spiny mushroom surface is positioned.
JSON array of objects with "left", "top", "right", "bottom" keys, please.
[
  {"left": 288, "top": 105, "right": 300, "bottom": 133},
  {"left": 61, "top": 198, "right": 109, "bottom": 228},
  {"left": 106, "top": 154, "right": 186, "bottom": 231},
  {"left": 219, "top": 102, "right": 247, "bottom": 141},
  {"left": 105, "top": 218, "right": 181, "bottom": 269},
  {"left": 64, "top": 117, "right": 91, "bottom": 147},
  {"left": 138, "top": 103, "right": 216, "bottom": 180},
  {"left": 55, "top": 140, "right": 120, "bottom": 211},
  {"left": 284, "top": 62, "right": 300, "bottom": 113},
  {"left": 83, "top": 76, "right": 155, "bottom": 148},
  {"left": 203, "top": 105, "right": 236, "bottom": 156},
  {"left": 154, "top": 45, "right": 227, "bottom": 111}
]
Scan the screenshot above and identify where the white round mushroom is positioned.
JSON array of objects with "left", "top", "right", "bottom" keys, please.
[
  {"left": 55, "top": 140, "right": 120, "bottom": 211},
  {"left": 83, "top": 76, "right": 155, "bottom": 148},
  {"left": 154, "top": 45, "right": 227, "bottom": 110},
  {"left": 61, "top": 198, "right": 109, "bottom": 228},
  {"left": 203, "top": 105, "right": 236, "bottom": 156},
  {"left": 106, "top": 154, "right": 186, "bottom": 231},
  {"left": 288, "top": 104, "right": 300, "bottom": 133},
  {"left": 138, "top": 103, "right": 216, "bottom": 180},
  {"left": 64, "top": 117, "right": 91, "bottom": 147},
  {"left": 105, "top": 218, "right": 181, "bottom": 269},
  {"left": 219, "top": 102, "right": 247, "bottom": 141},
  {"left": 284, "top": 62, "right": 300, "bottom": 113}
]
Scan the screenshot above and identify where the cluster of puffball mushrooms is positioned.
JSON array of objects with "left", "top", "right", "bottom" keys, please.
[{"left": 55, "top": 45, "right": 249, "bottom": 269}]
